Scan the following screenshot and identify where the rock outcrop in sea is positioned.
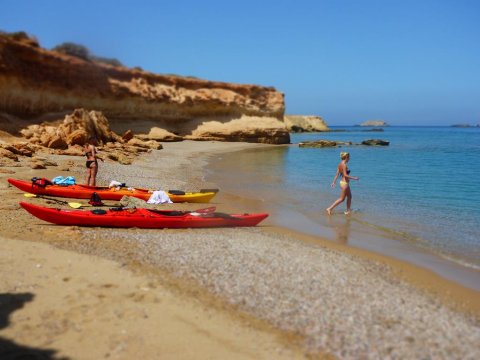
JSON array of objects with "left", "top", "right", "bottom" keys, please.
[
  {"left": 359, "top": 120, "right": 389, "bottom": 127},
  {"left": 0, "top": 32, "right": 289, "bottom": 144},
  {"left": 299, "top": 138, "right": 389, "bottom": 148},
  {"left": 284, "top": 115, "right": 330, "bottom": 132}
]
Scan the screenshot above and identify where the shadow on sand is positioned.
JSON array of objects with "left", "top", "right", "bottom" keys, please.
[{"left": 0, "top": 293, "right": 68, "bottom": 360}]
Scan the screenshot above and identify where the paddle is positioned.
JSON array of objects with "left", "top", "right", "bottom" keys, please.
[
  {"left": 146, "top": 206, "right": 216, "bottom": 216},
  {"left": 23, "top": 193, "right": 84, "bottom": 209},
  {"left": 193, "top": 206, "right": 216, "bottom": 214}
]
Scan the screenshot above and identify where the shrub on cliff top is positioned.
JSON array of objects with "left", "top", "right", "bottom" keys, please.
[
  {"left": 0, "top": 30, "right": 39, "bottom": 47},
  {"left": 91, "top": 56, "right": 123, "bottom": 67},
  {"left": 52, "top": 42, "right": 91, "bottom": 61},
  {"left": 51, "top": 42, "right": 123, "bottom": 66}
]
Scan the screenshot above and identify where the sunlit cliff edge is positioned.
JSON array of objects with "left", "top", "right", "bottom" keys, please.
[{"left": 0, "top": 33, "right": 290, "bottom": 144}]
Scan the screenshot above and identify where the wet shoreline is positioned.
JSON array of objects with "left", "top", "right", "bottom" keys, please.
[{"left": 205, "top": 145, "right": 480, "bottom": 291}]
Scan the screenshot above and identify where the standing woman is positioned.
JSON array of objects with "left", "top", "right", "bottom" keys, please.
[
  {"left": 326, "top": 152, "right": 359, "bottom": 215},
  {"left": 84, "top": 136, "right": 103, "bottom": 186}
]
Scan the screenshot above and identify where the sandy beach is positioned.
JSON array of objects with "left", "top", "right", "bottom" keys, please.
[{"left": 1, "top": 141, "right": 479, "bottom": 359}]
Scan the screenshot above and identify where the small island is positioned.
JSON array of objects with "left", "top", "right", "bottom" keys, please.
[
  {"left": 451, "top": 124, "right": 479, "bottom": 128},
  {"left": 359, "top": 120, "right": 389, "bottom": 127}
]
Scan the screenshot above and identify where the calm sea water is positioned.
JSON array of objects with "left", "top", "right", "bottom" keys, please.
[{"left": 207, "top": 126, "right": 480, "bottom": 275}]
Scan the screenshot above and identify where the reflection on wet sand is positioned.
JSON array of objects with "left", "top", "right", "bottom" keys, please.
[{"left": 326, "top": 215, "right": 351, "bottom": 245}]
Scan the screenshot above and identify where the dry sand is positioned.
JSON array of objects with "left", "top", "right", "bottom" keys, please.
[{"left": 0, "top": 140, "right": 479, "bottom": 359}]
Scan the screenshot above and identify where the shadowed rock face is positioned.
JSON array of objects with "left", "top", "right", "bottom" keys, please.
[{"left": 0, "top": 34, "right": 289, "bottom": 143}]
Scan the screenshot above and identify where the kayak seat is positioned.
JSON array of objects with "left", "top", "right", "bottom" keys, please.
[
  {"left": 168, "top": 190, "right": 186, "bottom": 195},
  {"left": 91, "top": 209, "right": 107, "bottom": 215}
]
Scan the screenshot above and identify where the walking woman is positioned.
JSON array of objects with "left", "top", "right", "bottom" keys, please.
[
  {"left": 84, "top": 136, "right": 103, "bottom": 186},
  {"left": 326, "top": 152, "right": 359, "bottom": 215}
]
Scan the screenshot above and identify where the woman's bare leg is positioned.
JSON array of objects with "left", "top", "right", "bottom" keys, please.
[
  {"left": 344, "top": 187, "right": 352, "bottom": 214},
  {"left": 86, "top": 168, "right": 91, "bottom": 185},
  {"left": 326, "top": 186, "right": 347, "bottom": 215},
  {"left": 91, "top": 164, "right": 98, "bottom": 186}
]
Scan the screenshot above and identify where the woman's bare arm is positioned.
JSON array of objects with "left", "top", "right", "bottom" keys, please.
[{"left": 331, "top": 169, "right": 340, "bottom": 188}]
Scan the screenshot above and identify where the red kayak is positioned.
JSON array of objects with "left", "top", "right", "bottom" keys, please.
[
  {"left": 20, "top": 202, "right": 269, "bottom": 228},
  {"left": 8, "top": 178, "right": 217, "bottom": 203}
]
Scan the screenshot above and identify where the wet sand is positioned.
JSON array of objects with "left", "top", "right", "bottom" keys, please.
[{"left": 0, "top": 140, "right": 479, "bottom": 359}]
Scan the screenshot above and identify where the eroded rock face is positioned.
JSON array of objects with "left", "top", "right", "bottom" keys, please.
[
  {"left": 0, "top": 34, "right": 289, "bottom": 143},
  {"left": 284, "top": 115, "right": 330, "bottom": 132},
  {"left": 20, "top": 109, "right": 117, "bottom": 147},
  {"left": 1, "top": 109, "right": 164, "bottom": 165}
]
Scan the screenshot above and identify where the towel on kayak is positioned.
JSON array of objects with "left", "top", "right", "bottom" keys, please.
[
  {"left": 147, "top": 190, "right": 172, "bottom": 204},
  {"left": 52, "top": 176, "right": 76, "bottom": 186},
  {"left": 109, "top": 180, "right": 127, "bottom": 191},
  {"left": 109, "top": 180, "right": 122, "bottom": 188}
]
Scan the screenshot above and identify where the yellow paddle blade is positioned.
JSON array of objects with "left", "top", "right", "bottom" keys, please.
[
  {"left": 24, "top": 193, "right": 37, "bottom": 198},
  {"left": 68, "top": 202, "right": 83, "bottom": 209}
]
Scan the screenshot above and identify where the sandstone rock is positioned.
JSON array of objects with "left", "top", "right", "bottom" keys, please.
[
  {"left": 67, "top": 129, "right": 88, "bottom": 145},
  {"left": 57, "top": 145, "right": 84, "bottom": 156},
  {"left": 126, "top": 145, "right": 149, "bottom": 154},
  {"left": 127, "top": 137, "right": 163, "bottom": 150},
  {"left": 284, "top": 115, "right": 330, "bottom": 132},
  {"left": 117, "top": 154, "right": 133, "bottom": 165},
  {"left": 20, "top": 128, "right": 35, "bottom": 138},
  {"left": 31, "top": 156, "right": 47, "bottom": 161},
  {"left": 362, "top": 139, "right": 390, "bottom": 146},
  {"left": 122, "top": 130, "right": 134, "bottom": 142},
  {"left": 48, "top": 135, "right": 68, "bottom": 149},
  {"left": 3, "top": 143, "right": 34, "bottom": 157},
  {"left": 185, "top": 116, "right": 290, "bottom": 144},
  {"left": 137, "top": 127, "right": 183, "bottom": 142},
  {"left": 62, "top": 109, "right": 116, "bottom": 144},
  {"left": 31, "top": 161, "right": 46, "bottom": 169},
  {"left": 40, "top": 133, "right": 51, "bottom": 147},
  {"left": 127, "top": 138, "right": 152, "bottom": 149},
  {"left": 106, "top": 152, "right": 120, "bottom": 161},
  {"left": 0, "top": 147, "right": 19, "bottom": 161},
  {"left": 299, "top": 140, "right": 338, "bottom": 148},
  {"left": 19, "top": 108, "right": 121, "bottom": 151},
  {"left": 43, "top": 160, "right": 58, "bottom": 166}
]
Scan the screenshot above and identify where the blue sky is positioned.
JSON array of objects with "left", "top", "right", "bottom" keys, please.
[{"left": 2, "top": 0, "right": 479, "bottom": 125}]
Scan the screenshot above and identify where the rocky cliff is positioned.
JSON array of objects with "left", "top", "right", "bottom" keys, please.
[{"left": 0, "top": 33, "right": 289, "bottom": 144}]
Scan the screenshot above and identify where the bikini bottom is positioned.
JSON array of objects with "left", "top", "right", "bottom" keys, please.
[{"left": 86, "top": 160, "right": 97, "bottom": 168}]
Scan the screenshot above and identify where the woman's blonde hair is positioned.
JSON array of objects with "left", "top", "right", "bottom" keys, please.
[{"left": 340, "top": 152, "right": 350, "bottom": 160}]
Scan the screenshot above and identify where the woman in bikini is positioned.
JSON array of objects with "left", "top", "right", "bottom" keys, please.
[
  {"left": 84, "top": 137, "right": 103, "bottom": 186},
  {"left": 326, "top": 152, "right": 359, "bottom": 215}
]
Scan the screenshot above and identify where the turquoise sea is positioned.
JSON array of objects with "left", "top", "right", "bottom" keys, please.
[{"left": 207, "top": 126, "right": 480, "bottom": 289}]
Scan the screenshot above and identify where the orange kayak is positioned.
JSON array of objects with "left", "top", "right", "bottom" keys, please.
[{"left": 8, "top": 178, "right": 217, "bottom": 203}]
